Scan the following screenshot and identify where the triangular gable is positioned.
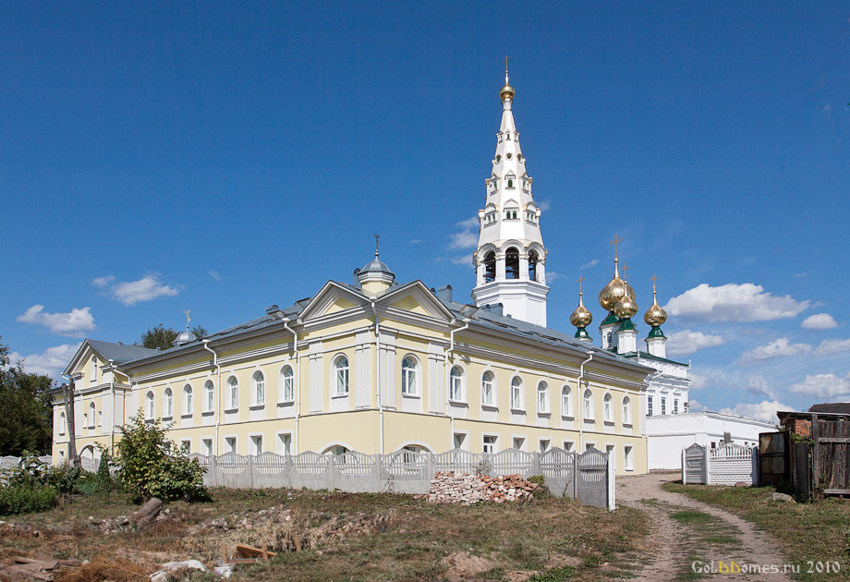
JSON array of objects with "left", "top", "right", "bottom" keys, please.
[
  {"left": 63, "top": 340, "right": 99, "bottom": 378},
  {"left": 378, "top": 281, "right": 454, "bottom": 322},
  {"left": 298, "top": 281, "right": 369, "bottom": 321}
]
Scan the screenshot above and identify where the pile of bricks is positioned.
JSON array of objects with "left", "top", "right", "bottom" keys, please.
[{"left": 416, "top": 472, "right": 540, "bottom": 505}]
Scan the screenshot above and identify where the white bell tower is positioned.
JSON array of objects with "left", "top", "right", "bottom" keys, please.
[{"left": 472, "top": 65, "right": 549, "bottom": 327}]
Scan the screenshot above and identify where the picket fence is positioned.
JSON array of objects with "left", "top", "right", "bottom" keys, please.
[
  {"left": 682, "top": 443, "right": 759, "bottom": 486},
  {"left": 189, "top": 447, "right": 615, "bottom": 509}
]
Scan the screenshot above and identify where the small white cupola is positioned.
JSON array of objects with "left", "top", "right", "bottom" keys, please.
[{"left": 354, "top": 235, "right": 396, "bottom": 296}]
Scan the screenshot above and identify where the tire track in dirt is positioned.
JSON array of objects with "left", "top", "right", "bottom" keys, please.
[{"left": 617, "top": 472, "right": 792, "bottom": 581}]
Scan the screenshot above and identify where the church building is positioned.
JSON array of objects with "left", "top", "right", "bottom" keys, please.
[{"left": 52, "top": 73, "right": 656, "bottom": 475}]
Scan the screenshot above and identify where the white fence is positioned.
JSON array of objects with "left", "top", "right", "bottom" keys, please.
[
  {"left": 682, "top": 443, "right": 759, "bottom": 486},
  {"left": 0, "top": 456, "right": 52, "bottom": 470},
  {"left": 189, "top": 447, "right": 616, "bottom": 509}
]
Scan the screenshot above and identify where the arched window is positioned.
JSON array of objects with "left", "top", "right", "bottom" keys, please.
[
  {"left": 90, "top": 357, "right": 97, "bottom": 383},
  {"left": 603, "top": 393, "right": 613, "bottom": 422},
  {"left": 583, "top": 389, "right": 594, "bottom": 420},
  {"left": 511, "top": 376, "right": 523, "bottom": 410},
  {"left": 561, "top": 386, "right": 573, "bottom": 417},
  {"left": 227, "top": 376, "right": 239, "bottom": 409},
  {"left": 146, "top": 391, "right": 155, "bottom": 419},
  {"left": 528, "top": 250, "right": 538, "bottom": 282},
  {"left": 505, "top": 247, "right": 519, "bottom": 279},
  {"left": 401, "top": 356, "right": 418, "bottom": 396},
  {"left": 504, "top": 205, "right": 519, "bottom": 221},
  {"left": 449, "top": 366, "right": 465, "bottom": 402},
  {"left": 204, "top": 380, "right": 214, "bottom": 412},
  {"left": 89, "top": 402, "right": 96, "bottom": 428},
  {"left": 537, "top": 381, "right": 549, "bottom": 414},
  {"left": 251, "top": 371, "right": 265, "bottom": 406},
  {"left": 183, "top": 384, "right": 193, "bottom": 415},
  {"left": 280, "top": 365, "right": 294, "bottom": 402},
  {"left": 164, "top": 387, "right": 173, "bottom": 418},
  {"left": 484, "top": 251, "right": 496, "bottom": 283},
  {"left": 481, "top": 371, "right": 495, "bottom": 406},
  {"left": 58, "top": 412, "right": 66, "bottom": 436},
  {"left": 334, "top": 355, "right": 349, "bottom": 396},
  {"left": 623, "top": 396, "right": 632, "bottom": 425}
]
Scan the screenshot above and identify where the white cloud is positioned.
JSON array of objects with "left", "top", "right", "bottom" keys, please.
[
  {"left": 579, "top": 259, "right": 599, "bottom": 270},
  {"left": 448, "top": 217, "right": 479, "bottom": 250},
  {"left": 17, "top": 305, "right": 96, "bottom": 337},
  {"left": 689, "top": 373, "right": 710, "bottom": 390},
  {"left": 545, "top": 271, "right": 563, "bottom": 282},
  {"left": 666, "top": 330, "right": 726, "bottom": 356},
  {"left": 7, "top": 343, "right": 81, "bottom": 379},
  {"left": 815, "top": 338, "right": 850, "bottom": 357},
  {"left": 664, "top": 283, "right": 810, "bottom": 323},
  {"left": 788, "top": 373, "right": 850, "bottom": 399},
  {"left": 746, "top": 375, "right": 777, "bottom": 400},
  {"left": 94, "top": 274, "right": 180, "bottom": 306},
  {"left": 739, "top": 337, "right": 811, "bottom": 364},
  {"left": 537, "top": 199, "right": 551, "bottom": 212},
  {"left": 687, "top": 399, "right": 706, "bottom": 412},
  {"left": 207, "top": 270, "right": 222, "bottom": 282},
  {"left": 801, "top": 313, "right": 838, "bottom": 330},
  {"left": 409, "top": 239, "right": 422, "bottom": 244},
  {"left": 719, "top": 400, "right": 789, "bottom": 423},
  {"left": 450, "top": 254, "right": 473, "bottom": 266}
]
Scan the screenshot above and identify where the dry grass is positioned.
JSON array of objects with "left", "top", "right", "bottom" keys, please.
[{"left": 0, "top": 487, "right": 649, "bottom": 581}]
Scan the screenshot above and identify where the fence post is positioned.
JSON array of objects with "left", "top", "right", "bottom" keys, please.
[
  {"left": 327, "top": 454, "right": 336, "bottom": 491},
  {"left": 532, "top": 451, "right": 541, "bottom": 476},
  {"left": 607, "top": 454, "right": 616, "bottom": 511},
  {"left": 247, "top": 455, "right": 255, "bottom": 489},
  {"left": 751, "top": 446, "right": 759, "bottom": 487},
  {"left": 704, "top": 446, "right": 711, "bottom": 485},
  {"left": 681, "top": 448, "right": 686, "bottom": 484},
  {"left": 375, "top": 453, "right": 383, "bottom": 492},
  {"left": 572, "top": 452, "right": 578, "bottom": 500},
  {"left": 210, "top": 455, "right": 218, "bottom": 487}
]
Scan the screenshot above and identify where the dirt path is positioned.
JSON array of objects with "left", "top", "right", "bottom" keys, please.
[{"left": 617, "top": 472, "right": 792, "bottom": 581}]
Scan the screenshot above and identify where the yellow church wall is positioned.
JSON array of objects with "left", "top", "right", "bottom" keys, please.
[
  {"left": 382, "top": 410, "right": 450, "bottom": 452},
  {"left": 297, "top": 410, "right": 380, "bottom": 453}
]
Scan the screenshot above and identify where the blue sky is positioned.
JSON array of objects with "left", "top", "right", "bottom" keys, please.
[{"left": 2, "top": 2, "right": 848, "bottom": 421}]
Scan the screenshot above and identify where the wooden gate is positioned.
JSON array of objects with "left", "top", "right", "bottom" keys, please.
[
  {"left": 812, "top": 415, "right": 850, "bottom": 495},
  {"left": 758, "top": 432, "right": 787, "bottom": 485}
]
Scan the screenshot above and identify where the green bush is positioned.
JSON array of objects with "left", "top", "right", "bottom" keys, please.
[
  {"left": 0, "top": 484, "right": 57, "bottom": 515},
  {"left": 117, "top": 414, "right": 208, "bottom": 503}
]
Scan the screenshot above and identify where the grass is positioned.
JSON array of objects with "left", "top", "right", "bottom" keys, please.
[
  {"left": 664, "top": 482, "right": 850, "bottom": 580},
  {"left": 0, "top": 487, "right": 650, "bottom": 581}
]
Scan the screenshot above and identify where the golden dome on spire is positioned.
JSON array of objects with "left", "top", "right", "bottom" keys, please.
[
  {"left": 614, "top": 292, "right": 638, "bottom": 319},
  {"left": 570, "top": 282, "right": 593, "bottom": 328},
  {"left": 598, "top": 258, "right": 627, "bottom": 311},
  {"left": 644, "top": 276, "right": 668, "bottom": 327},
  {"left": 500, "top": 57, "right": 515, "bottom": 100}
]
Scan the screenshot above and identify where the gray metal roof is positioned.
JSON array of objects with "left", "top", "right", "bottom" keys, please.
[{"left": 87, "top": 340, "right": 158, "bottom": 363}]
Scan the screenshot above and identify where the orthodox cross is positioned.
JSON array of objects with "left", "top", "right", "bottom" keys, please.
[
  {"left": 183, "top": 309, "right": 193, "bottom": 331},
  {"left": 650, "top": 273, "right": 659, "bottom": 293},
  {"left": 577, "top": 275, "right": 585, "bottom": 295},
  {"left": 623, "top": 263, "right": 631, "bottom": 284},
  {"left": 609, "top": 233, "right": 623, "bottom": 260},
  {"left": 504, "top": 55, "right": 510, "bottom": 75}
]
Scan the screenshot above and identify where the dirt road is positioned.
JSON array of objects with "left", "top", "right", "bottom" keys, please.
[{"left": 617, "top": 472, "right": 792, "bottom": 581}]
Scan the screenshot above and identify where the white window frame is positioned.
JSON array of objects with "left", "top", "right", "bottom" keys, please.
[
  {"left": 146, "top": 391, "right": 155, "bottom": 419},
  {"left": 201, "top": 438, "right": 213, "bottom": 457},
  {"left": 58, "top": 412, "right": 66, "bottom": 436},
  {"left": 563, "top": 440, "right": 575, "bottom": 452},
  {"left": 204, "top": 380, "right": 215, "bottom": 413},
  {"left": 647, "top": 395, "right": 654, "bottom": 416},
  {"left": 224, "top": 436, "right": 237, "bottom": 454},
  {"left": 512, "top": 436, "right": 526, "bottom": 451},
  {"left": 333, "top": 355, "right": 349, "bottom": 396},
  {"left": 481, "top": 371, "right": 496, "bottom": 407},
  {"left": 90, "top": 357, "right": 97, "bottom": 383},
  {"left": 180, "top": 439, "right": 191, "bottom": 454},
  {"left": 623, "top": 396, "right": 632, "bottom": 425},
  {"left": 537, "top": 381, "right": 550, "bottom": 414},
  {"left": 482, "top": 434, "right": 498, "bottom": 454},
  {"left": 250, "top": 434, "right": 263, "bottom": 455},
  {"left": 449, "top": 366, "right": 465, "bottom": 403},
  {"left": 603, "top": 393, "right": 613, "bottom": 423},
  {"left": 279, "top": 365, "right": 294, "bottom": 403},
  {"left": 510, "top": 376, "right": 523, "bottom": 410},
  {"left": 227, "top": 376, "right": 239, "bottom": 410},
  {"left": 452, "top": 431, "right": 468, "bottom": 451},
  {"left": 182, "top": 383, "right": 193, "bottom": 417},
  {"left": 539, "top": 438, "right": 551, "bottom": 453},
  {"left": 561, "top": 385, "right": 573, "bottom": 418},
  {"left": 276, "top": 431, "right": 293, "bottom": 455},
  {"left": 251, "top": 370, "right": 265, "bottom": 407},
  {"left": 164, "top": 387, "right": 173, "bottom": 419},
  {"left": 624, "top": 445, "right": 634, "bottom": 471},
  {"left": 88, "top": 402, "right": 96, "bottom": 428},
  {"left": 583, "top": 389, "right": 594, "bottom": 420},
  {"left": 401, "top": 355, "right": 419, "bottom": 397},
  {"left": 661, "top": 397, "right": 667, "bottom": 415}
]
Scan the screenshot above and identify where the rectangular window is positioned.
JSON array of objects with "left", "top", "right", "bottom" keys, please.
[
  {"left": 512, "top": 437, "right": 525, "bottom": 451},
  {"left": 283, "top": 374, "right": 294, "bottom": 402},
  {"left": 482, "top": 377, "right": 494, "bottom": 406},
  {"left": 624, "top": 445, "right": 634, "bottom": 471},
  {"left": 180, "top": 439, "right": 191, "bottom": 454},
  {"left": 251, "top": 435, "right": 263, "bottom": 455},
  {"left": 647, "top": 396, "right": 653, "bottom": 416},
  {"left": 482, "top": 435, "right": 497, "bottom": 454},
  {"left": 511, "top": 385, "right": 521, "bottom": 409},
  {"left": 539, "top": 439, "right": 550, "bottom": 453},
  {"left": 453, "top": 433, "right": 467, "bottom": 450},
  {"left": 661, "top": 398, "right": 667, "bottom": 415},
  {"left": 278, "top": 433, "right": 292, "bottom": 455},
  {"left": 229, "top": 384, "right": 239, "bottom": 409},
  {"left": 673, "top": 399, "right": 679, "bottom": 414},
  {"left": 586, "top": 442, "right": 595, "bottom": 451},
  {"left": 205, "top": 384, "right": 215, "bottom": 412},
  {"left": 201, "top": 438, "right": 213, "bottom": 456},
  {"left": 225, "top": 437, "right": 236, "bottom": 454}
]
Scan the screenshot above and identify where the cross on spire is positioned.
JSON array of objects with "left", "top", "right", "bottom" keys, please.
[
  {"left": 650, "top": 273, "right": 658, "bottom": 291},
  {"left": 504, "top": 55, "right": 510, "bottom": 83},
  {"left": 609, "top": 233, "right": 623, "bottom": 261},
  {"left": 577, "top": 274, "right": 584, "bottom": 293},
  {"left": 373, "top": 233, "right": 380, "bottom": 258},
  {"left": 623, "top": 263, "right": 630, "bottom": 284}
]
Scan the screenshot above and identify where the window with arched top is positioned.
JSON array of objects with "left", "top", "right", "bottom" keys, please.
[
  {"left": 334, "top": 355, "right": 349, "bottom": 396},
  {"left": 504, "top": 207, "right": 519, "bottom": 221},
  {"left": 561, "top": 385, "right": 573, "bottom": 418},
  {"left": 537, "top": 381, "right": 549, "bottom": 414},
  {"left": 89, "top": 402, "right": 96, "bottom": 428},
  {"left": 623, "top": 396, "right": 632, "bottom": 425},
  {"left": 146, "top": 391, "right": 155, "bottom": 419},
  {"left": 401, "top": 356, "right": 419, "bottom": 396},
  {"left": 204, "top": 380, "right": 214, "bottom": 412},
  {"left": 583, "top": 389, "right": 594, "bottom": 420},
  {"left": 511, "top": 376, "right": 523, "bottom": 410},
  {"left": 227, "top": 376, "right": 239, "bottom": 409},
  {"left": 484, "top": 251, "right": 496, "bottom": 283},
  {"left": 505, "top": 247, "right": 519, "bottom": 279},
  {"left": 481, "top": 371, "right": 495, "bottom": 406},
  {"left": 280, "top": 365, "right": 294, "bottom": 402},
  {"left": 183, "top": 384, "right": 193, "bottom": 415},
  {"left": 603, "top": 393, "right": 613, "bottom": 422},
  {"left": 449, "top": 366, "right": 465, "bottom": 402},
  {"left": 528, "top": 250, "right": 538, "bottom": 282},
  {"left": 164, "top": 387, "right": 173, "bottom": 418},
  {"left": 251, "top": 371, "right": 265, "bottom": 406},
  {"left": 90, "top": 357, "right": 97, "bottom": 383},
  {"left": 58, "top": 412, "right": 66, "bottom": 436}
]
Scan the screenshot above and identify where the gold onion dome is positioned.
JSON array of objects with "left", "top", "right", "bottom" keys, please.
[
  {"left": 598, "top": 260, "right": 628, "bottom": 311},
  {"left": 644, "top": 289, "right": 668, "bottom": 327},
  {"left": 570, "top": 293, "right": 593, "bottom": 328},
  {"left": 614, "top": 292, "right": 638, "bottom": 320},
  {"left": 500, "top": 81, "right": 515, "bottom": 100}
]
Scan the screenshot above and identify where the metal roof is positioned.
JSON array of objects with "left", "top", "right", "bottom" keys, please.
[{"left": 87, "top": 340, "right": 158, "bottom": 363}]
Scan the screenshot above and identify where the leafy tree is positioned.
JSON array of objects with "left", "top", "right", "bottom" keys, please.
[
  {"left": 139, "top": 324, "right": 208, "bottom": 350},
  {"left": 0, "top": 336, "right": 54, "bottom": 456},
  {"left": 116, "top": 414, "right": 208, "bottom": 503}
]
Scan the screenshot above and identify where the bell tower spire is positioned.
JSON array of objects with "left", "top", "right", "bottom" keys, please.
[{"left": 472, "top": 67, "right": 549, "bottom": 327}]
